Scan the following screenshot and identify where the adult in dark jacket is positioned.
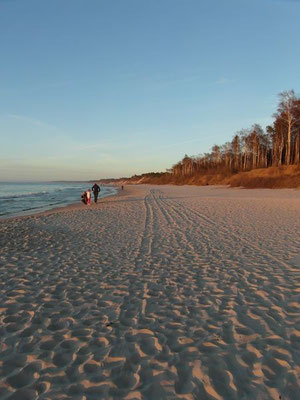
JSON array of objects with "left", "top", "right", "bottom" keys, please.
[{"left": 92, "top": 183, "right": 100, "bottom": 203}]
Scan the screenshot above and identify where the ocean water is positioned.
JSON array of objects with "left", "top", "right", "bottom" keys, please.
[{"left": 0, "top": 182, "right": 117, "bottom": 218}]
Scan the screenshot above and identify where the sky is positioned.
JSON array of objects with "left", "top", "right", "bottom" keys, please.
[{"left": 1, "top": 0, "right": 300, "bottom": 181}]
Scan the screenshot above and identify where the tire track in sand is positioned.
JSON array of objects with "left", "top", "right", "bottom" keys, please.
[
  {"left": 157, "top": 189, "right": 297, "bottom": 273},
  {"left": 146, "top": 188, "right": 300, "bottom": 400}
]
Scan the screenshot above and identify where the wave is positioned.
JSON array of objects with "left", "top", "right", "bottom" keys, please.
[
  {"left": 0, "top": 186, "right": 85, "bottom": 200},
  {"left": 0, "top": 185, "right": 117, "bottom": 218},
  {"left": 0, "top": 191, "right": 50, "bottom": 200}
]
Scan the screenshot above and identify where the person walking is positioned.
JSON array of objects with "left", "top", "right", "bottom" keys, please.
[
  {"left": 86, "top": 189, "right": 91, "bottom": 205},
  {"left": 92, "top": 183, "right": 101, "bottom": 203}
]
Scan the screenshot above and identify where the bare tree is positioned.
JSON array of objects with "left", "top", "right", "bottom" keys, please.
[
  {"left": 168, "top": 90, "right": 300, "bottom": 182},
  {"left": 274, "top": 90, "right": 299, "bottom": 165}
]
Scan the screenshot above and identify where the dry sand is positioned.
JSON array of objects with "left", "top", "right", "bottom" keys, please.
[{"left": 1, "top": 184, "right": 300, "bottom": 400}]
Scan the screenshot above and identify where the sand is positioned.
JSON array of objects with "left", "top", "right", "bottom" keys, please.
[{"left": 1, "top": 184, "right": 300, "bottom": 400}]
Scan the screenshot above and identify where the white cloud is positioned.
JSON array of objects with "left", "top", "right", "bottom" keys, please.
[
  {"left": 7, "top": 114, "right": 66, "bottom": 134},
  {"left": 214, "top": 77, "right": 233, "bottom": 85}
]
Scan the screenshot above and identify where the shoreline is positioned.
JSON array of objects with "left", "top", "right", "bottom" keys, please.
[
  {"left": 3, "top": 182, "right": 299, "bottom": 222},
  {"left": 0, "top": 185, "right": 121, "bottom": 222},
  {"left": 3, "top": 181, "right": 299, "bottom": 222}
]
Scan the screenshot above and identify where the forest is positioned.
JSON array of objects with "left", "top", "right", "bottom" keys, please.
[
  {"left": 170, "top": 90, "right": 300, "bottom": 178},
  {"left": 102, "top": 90, "right": 300, "bottom": 188}
]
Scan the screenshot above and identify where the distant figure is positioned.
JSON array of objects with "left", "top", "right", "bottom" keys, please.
[
  {"left": 92, "top": 183, "right": 101, "bottom": 203},
  {"left": 81, "top": 191, "right": 87, "bottom": 204},
  {"left": 121, "top": 185, "right": 124, "bottom": 190},
  {"left": 86, "top": 189, "right": 91, "bottom": 205}
]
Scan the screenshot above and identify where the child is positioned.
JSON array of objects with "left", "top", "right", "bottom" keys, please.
[
  {"left": 81, "top": 191, "right": 87, "bottom": 204},
  {"left": 86, "top": 189, "right": 91, "bottom": 205}
]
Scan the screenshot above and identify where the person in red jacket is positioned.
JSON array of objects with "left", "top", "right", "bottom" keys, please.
[{"left": 86, "top": 189, "right": 91, "bottom": 205}]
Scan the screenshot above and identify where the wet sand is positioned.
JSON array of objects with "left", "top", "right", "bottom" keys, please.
[{"left": 1, "top": 185, "right": 300, "bottom": 399}]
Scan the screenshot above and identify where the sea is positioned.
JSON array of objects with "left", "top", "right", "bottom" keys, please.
[{"left": 0, "top": 182, "right": 117, "bottom": 218}]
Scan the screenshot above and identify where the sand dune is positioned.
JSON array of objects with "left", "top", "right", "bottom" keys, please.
[{"left": 1, "top": 185, "right": 300, "bottom": 399}]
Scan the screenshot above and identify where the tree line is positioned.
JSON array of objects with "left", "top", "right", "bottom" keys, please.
[{"left": 170, "top": 90, "right": 300, "bottom": 177}]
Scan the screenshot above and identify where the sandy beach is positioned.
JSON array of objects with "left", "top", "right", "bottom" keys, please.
[{"left": 1, "top": 184, "right": 300, "bottom": 400}]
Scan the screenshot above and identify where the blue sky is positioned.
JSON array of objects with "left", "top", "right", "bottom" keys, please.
[{"left": 1, "top": 0, "right": 300, "bottom": 180}]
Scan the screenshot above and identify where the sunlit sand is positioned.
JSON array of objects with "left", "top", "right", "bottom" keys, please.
[{"left": 1, "top": 185, "right": 300, "bottom": 399}]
